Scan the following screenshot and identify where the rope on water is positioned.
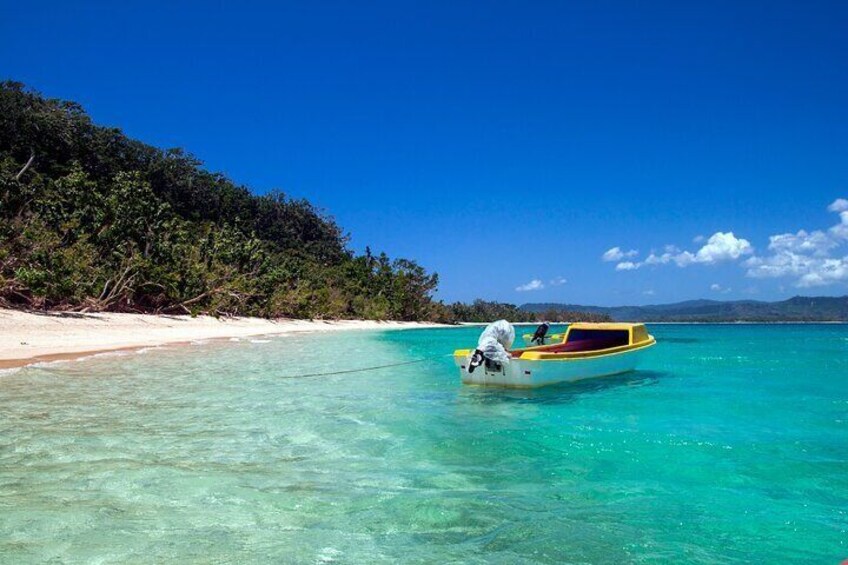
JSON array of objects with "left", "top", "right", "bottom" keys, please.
[{"left": 279, "top": 357, "right": 442, "bottom": 380}]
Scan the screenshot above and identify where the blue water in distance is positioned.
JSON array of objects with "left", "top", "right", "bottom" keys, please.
[{"left": 1, "top": 324, "right": 846, "bottom": 563}]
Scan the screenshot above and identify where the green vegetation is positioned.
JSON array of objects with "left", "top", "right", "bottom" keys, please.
[
  {"left": 446, "top": 300, "right": 611, "bottom": 323},
  {"left": 1, "top": 82, "right": 441, "bottom": 319},
  {"left": 0, "top": 82, "right": 611, "bottom": 323}
]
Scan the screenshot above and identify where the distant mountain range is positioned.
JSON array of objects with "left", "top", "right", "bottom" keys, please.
[{"left": 521, "top": 296, "right": 848, "bottom": 322}]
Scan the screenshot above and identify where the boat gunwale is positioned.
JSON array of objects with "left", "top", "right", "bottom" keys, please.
[
  {"left": 515, "top": 337, "right": 656, "bottom": 361},
  {"left": 454, "top": 336, "right": 656, "bottom": 362}
]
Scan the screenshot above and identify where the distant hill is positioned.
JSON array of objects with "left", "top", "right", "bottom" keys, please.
[{"left": 521, "top": 296, "right": 848, "bottom": 322}]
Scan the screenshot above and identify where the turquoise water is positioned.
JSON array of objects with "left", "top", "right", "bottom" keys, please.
[{"left": 1, "top": 324, "right": 847, "bottom": 563}]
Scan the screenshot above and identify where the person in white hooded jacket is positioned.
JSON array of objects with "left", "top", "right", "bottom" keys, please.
[{"left": 468, "top": 319, "right": 515, "bottom": 373}]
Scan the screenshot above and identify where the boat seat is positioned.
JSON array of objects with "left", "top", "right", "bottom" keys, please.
[{"left": 511, "top": 337, "right": 624, "bottom": 356}]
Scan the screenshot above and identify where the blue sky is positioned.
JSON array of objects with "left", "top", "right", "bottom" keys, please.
[{"left": 3, "top": 1, "right": 847, "bottom": 305}]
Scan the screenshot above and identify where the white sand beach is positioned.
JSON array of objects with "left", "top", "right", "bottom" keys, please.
[{"left": 0, "top": 309, "right": 447, "bottom": 368}]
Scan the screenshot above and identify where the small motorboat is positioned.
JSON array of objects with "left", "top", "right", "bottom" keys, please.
[{"left": 455, "top": 322, "right": 656, "bottom": 388}]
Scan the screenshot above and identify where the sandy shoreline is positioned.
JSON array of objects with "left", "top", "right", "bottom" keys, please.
[{"left": 0, "top": 309, "right": 449, "bottom": 369}]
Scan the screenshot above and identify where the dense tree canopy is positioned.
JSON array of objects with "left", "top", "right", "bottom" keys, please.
[
  {"left": 0, "top": 82, "right": 606, "bottom": 323},
  {"left": 443, "top": 300, "right": 611, "bottom": 324},
  {"left": 0, "top": 82, "right": 440, "bottom": 319}
]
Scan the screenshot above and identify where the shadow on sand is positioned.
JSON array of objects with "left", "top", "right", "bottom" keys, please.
[
  {"left": 29, "top": 310, "right": 192, "bottom": 321},
  {"left": 29, "top": 310, "right": 102, "bottom": 319}
]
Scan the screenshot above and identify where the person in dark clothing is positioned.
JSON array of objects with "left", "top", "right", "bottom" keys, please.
[{"left": 531, "top": 322, "right": 550, "bottom": 345}]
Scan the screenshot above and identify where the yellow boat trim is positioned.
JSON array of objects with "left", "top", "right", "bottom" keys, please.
[
  {"left": 455, "top": 322, "right": 656, "bottom": 361},
  {"left": 453, "top": 338, "right": 655, "bottom": 361},
  {"left": 517, "top": 337, "right": 656, "bottom": 361}
]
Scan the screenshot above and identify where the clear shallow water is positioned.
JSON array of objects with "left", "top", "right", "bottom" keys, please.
[{"left": 1, "top": 325, "right": 847, "bottom": 563}]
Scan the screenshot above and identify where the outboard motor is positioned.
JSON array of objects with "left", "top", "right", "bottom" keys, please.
[
  {"left": 468, "top": 349, "right": 504, "bottom": 374},
  {"left": 468, "top": 349, "right": 485, "bottom": 373},
  {"left": 531, "top": 322, "right": 550, "bottom": 345},
  {"left": 467, "top": 320, "right": 515, "bottom": 373}
]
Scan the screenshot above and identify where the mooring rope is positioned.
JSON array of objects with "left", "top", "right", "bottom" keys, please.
[{"left": 278, "top": 357, "right": 441, "bottom": 380}]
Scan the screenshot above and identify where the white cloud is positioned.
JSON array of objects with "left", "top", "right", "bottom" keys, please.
[
  {"left": 515, "top": 276, "right": 565, "bottom": 291},
  {"left": 606, "top": 200, "right": 848, "bottom": 288},
  {"left": 643, "top": 252, "right": 671, "bottom": 266},
  {"left": 642, "top": 289, "right": 655, "bottom": 296},
  {"left": 828, "top": 198, "right": 848, "bottom": 212},
  {"left": 602, "top": 247, "right": 638, "bottom": 262},
  {"left": 674, "top": 251, "right": 697, "bottom": 267},
  {"left": 796, "top": 258, "right": 848, "bottom": 287},
  {"left": 745, "top": 251, "right": 814, "bottom": 279},
  {"left": 515, "top": 279, "right": 544, "bottom": 292},
  {"left": 744, "top": 199, "right": 848, "bottom": 287},
  {"left": 608, "top": 232, "right": 751, "bottom": 271},
  {"left": 829, "top": 210, "right": 848, "bottom": 240},
  {"left": 767, "top": 230, "right": 836, "bottom": 256},
  {"left": 748, "top": 254, "right": 848, "bottom": 288},
  {"left": 693, "top": 232, "right": 753, "bottom": 263},
  {"left": 710, "top": 283, "right": 731, "bottom": 293}
]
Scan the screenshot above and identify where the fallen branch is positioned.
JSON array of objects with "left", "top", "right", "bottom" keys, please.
[
  {"left": 14, "top": 149, "right": 35, "bottom": 181},
  {"left": 158, "top": 285, "right": 226, "bottom": 314}
]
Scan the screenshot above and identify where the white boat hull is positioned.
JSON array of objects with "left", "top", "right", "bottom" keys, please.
[{"left": 455, "top": 349, "right": 647, "bottom": 388}]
